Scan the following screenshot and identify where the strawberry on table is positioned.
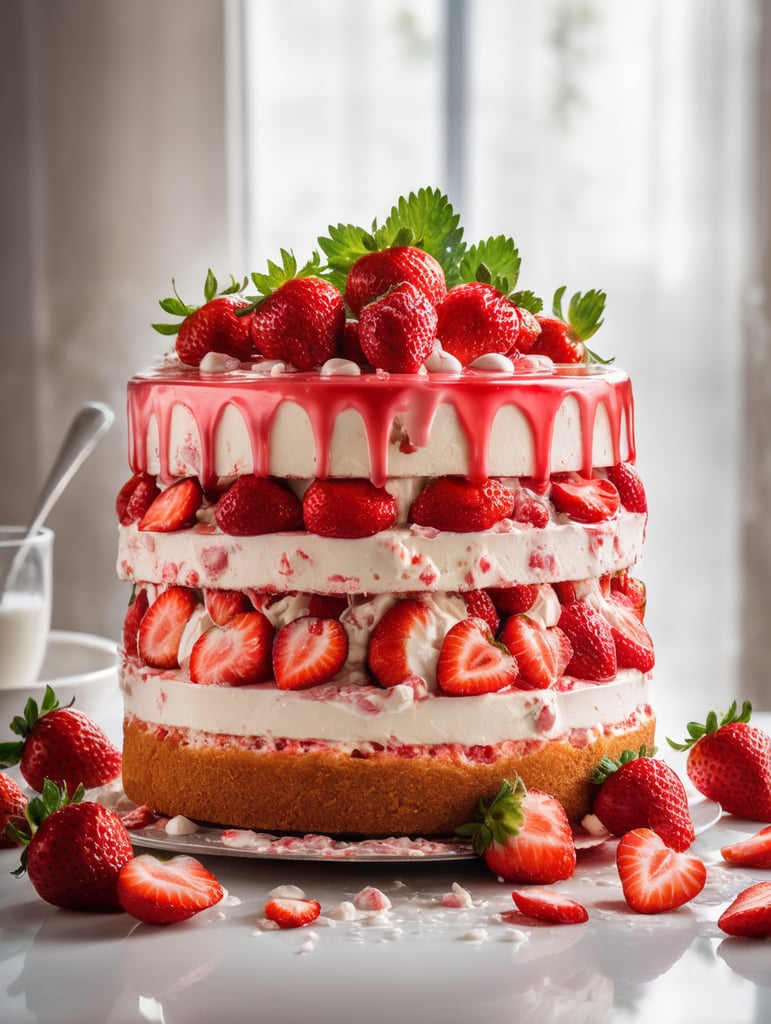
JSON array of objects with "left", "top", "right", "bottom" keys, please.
[
  {"left": 666, "top": 700, "right": 771, "bottom": 821},
  {"left": 117, "top": 853, "right": 224, "bottom": 925},
  {"left": 152, "top": 269, "right": 254, "bottom": 367},
  {"left": 721, "top": 824, "right": 771, "bottom": 869},
  {"left": 529, "top": 285, "right": 607, "bottom": 365},
  {"left": 550, "top": 475, "right": 620, "bottom": 524},
  {"left": 138, "top": 586, "right": 198, "bottom": 670},
  {"left": 557, "top": 601, "right": 617, "bottom": 681},
  {"left": 302, "top": 478, "right": 397, "bottom": 538},
  {"left": 6, "top": 780, "right": 133, "bottom": 912},
  {"left": 616, "top": 827, "right": 706, "bottom": 914},
  {"left": 358, "top": 280, "right": 438, "bottom": 372},
  {"left": 214, "top": 475, "right": 304, "bottom": 535},
  {"left": 591, "top": 747, "right": 695, "bottom": 851},
  {"left": 0, "top": 772, "right": 28, "bottom": 848},
  {"left": 409, "top": 476, "right": 515, "bottom": 532},
  {"left": 0, "top": 686, "right": 121, "bottom": 796},
  {"left": 367, "top": 599, "right": 437, "bottom": 688},
  {"left": 717, "top": 881, "right": 771, "bottom": 939},
  {"left": 511, "top": 887, "right": 589, "bottom": 925},
  {"left": 456, "top": 776, "right": 576, "bottom": 883},
  {"left": 344, "top": 244, "right": 446, "bottom": 318},
  {"left": 498, "top": 615, "right": 572, "bottom": 690},
  {"left": 264, "top": 896, "right": 322, "bottom": 929},
  {"left": 437, "top": 618, "right": 518, "bottom": 695},
  {"left": 272, "top": 616, "right": 348, "bottom": 690},
  {"left": 189, "top": 611, "right": 274, "bottom": 686},
  {"left": 249, "top": 250, "right": 345, "bottom": 370},
  {"left": 138, "top": 477, "right": 203, "bottom": 533}
]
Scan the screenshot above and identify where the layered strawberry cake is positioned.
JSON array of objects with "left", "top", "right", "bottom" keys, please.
[{"left": 116, "top": 189, "right": 655, "bottom": 836}]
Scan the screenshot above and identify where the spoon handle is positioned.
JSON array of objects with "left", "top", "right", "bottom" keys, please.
[{"left": 1, "top": 402, "right": 114, "bottom": 596}]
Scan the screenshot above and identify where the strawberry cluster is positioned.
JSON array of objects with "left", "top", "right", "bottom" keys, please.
[{"left": 152, "top": 188, "right": 608, "bottom": 373}]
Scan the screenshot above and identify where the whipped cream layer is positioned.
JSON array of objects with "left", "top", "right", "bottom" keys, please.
[
  {"left": 128, "top": 365, "right": 635, "bottom": 487},
  {"left": 120, "top": 658, "right": 652, "bottom": 747},
  {"left": 117, "top": 511, "right": 646, "bottom": 593}
]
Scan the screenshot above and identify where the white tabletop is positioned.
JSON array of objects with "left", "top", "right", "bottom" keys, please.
[{"left": 1, "top": 700, "right": 770, "bottom": 1024}]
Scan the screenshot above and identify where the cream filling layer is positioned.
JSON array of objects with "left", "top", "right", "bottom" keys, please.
[{"left": 120, "top": 660, "right": 652, "bottom": 747}]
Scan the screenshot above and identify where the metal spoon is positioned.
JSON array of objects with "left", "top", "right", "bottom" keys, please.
[{"left": 1, "top": 401, "right": 114, "bottom": 599}]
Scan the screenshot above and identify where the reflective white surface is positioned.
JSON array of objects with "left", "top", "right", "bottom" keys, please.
[{"left": 1, "top": 703, "right": 770, "bottom": 1024}]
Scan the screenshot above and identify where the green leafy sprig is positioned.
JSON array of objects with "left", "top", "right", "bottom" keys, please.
[{"left": 152, "top": 270, "right": 248, "bottom": 336}]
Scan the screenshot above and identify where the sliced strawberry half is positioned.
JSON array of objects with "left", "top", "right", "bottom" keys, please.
[
  {"left": 610, "top": 570, "right": 647, "bottom": 620},
  {"left": 122, "top": 586, "right": 150, "bottom": 659},
  {"left": 550, "top": 476, "right": 620, "bottom": 524},
  {"left": 499, "top": 615, "right": 572, "bottom": 690},
  {"left": 462, "top": 590, "right": 500, "bottom": 633},
  {"left": 116, "top": 473, "right": 161, "bottom": 525},
  {"left": 616, "top": 827, "right": 707, "bottom": 914},
  {"left": 302, "top": 479, "right": 397, "bottom": 539},
  {"left": 272, "top": 616, "right": 348, "bottom": 690},
  {"left": 606, "top": 462, "right": 647, "bottom": 514},
  {"left": 138, "top": 587, "right": 197, "bottom": 669},
  {"left": 409, "top": 477, "right": 515, "bottom": 532},
  {"left": 204, "top": 588, "right": 253, "bottom": 626},
  {"left": 437, "top": 618, "right": 518, "bottom": 695},
  {"left": 117, "top": 853, "right": 224, "bottom": 925},
  {"left": 214, "top": 476, "right": 303, "bottom": 536},
  {"left": 721, "top": 825, "right": 771, "bottom": 869},
  {"left": 603, "top": 594, "right": 655, "bottom": 672},
  {"left": 717, "top": 881, "right": 771, "bottom": 938},
  {"left": 138, "top": 478, "right": 203, "bottom": 532},
  {"left": 558, "top": 601, "right": 617, "bottom": 681},
  {"left": 189, "top": 611, "right": 274, "bottom": 686},
  {"left": 368, "top": 599, "right": 436, "bottom": 688},
  {"left": 511, "top": 887, "right": 588, "bottom": 924},
  {"left": 264, "top": 896, "right": 322, "bottom": 929}
]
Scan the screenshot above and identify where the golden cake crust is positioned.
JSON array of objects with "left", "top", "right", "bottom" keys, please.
[{"left": 121, "top": 714, "right": 656, "bottom": 835}]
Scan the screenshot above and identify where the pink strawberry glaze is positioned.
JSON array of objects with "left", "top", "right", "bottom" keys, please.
[{"left": 127, "top": 366, "right": 636, "bottom": 488}]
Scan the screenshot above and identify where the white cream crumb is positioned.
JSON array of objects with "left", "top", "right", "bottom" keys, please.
[
  {"left": 257, "top": 918, "right": 280, "bottom": 931},
  {"left": 581, "top": 813, "right": 611, "bottom": 836},
  {"left": 460, "top": 928, "right": 489, "bottom": 942},
  {"left": 352, "top": 886, "right": 392, "bottom": 912},
  {"left": 321, "top": 357, "right": 361, "bottom": 377},
  {"left": 198, "top": 352, "right": 241, "bottom": 373},
  {"left": 164, "top": 815, "right": 199, "bottom": 835},
  {"left": 327, "top": 901, "right": 357, "bottom": 921},
  {"left": 268, "top": 884, "right": 306, "bottom": 900},
  {"left": 500, "top": 927, "right": 529, "bottom": 944},
  {"left": 469, "top": 353, "right": 516, "bottom": 372},
  {"left": 425, "top": 346, "right": 462, "bottom": 375},
  {"left": 296, "top": 931, "right": 319, "bottom": 955},
  {"left": 441, "top": 882, "right": 473, "bottom": 909}
]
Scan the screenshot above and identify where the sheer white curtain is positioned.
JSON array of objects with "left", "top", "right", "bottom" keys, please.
[{"left": 229, "top": 0, "right": 760, "bottom": 724}]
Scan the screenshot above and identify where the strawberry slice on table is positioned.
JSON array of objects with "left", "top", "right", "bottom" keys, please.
[
  {"left": 116, "top": 473, "right": 161, "bottom": 525},
  {"left": 367, "top": 599, "right": 437, "bottom": 688},
  {"left": 152, "top": 269, "right": 254, "bottom": 366},
  {"left": 717, "top": 881, "right": 771, "bottom": 938},
  {"left": 204, "top": 588, "right": 254, "bottom": 626},
  {"left": 437, "top": 618, "right": 519, "bottom": 695},
  {"left": 721, "top": 825, "right": 771, "bottom": 869},
  {"left": 214, "top": 475, "right": 304, "bottom": 536},
  {"left": 409, "top": 476, "right": 515, "bottom": 532},
  {"left": 264, "top": 896, "right": 322, "bottom": 929},
  {"left": 616, "top": 827, "right": 707, "bottom": 914},
  {"left": 7, "top": 780, "right": 133, "bottom": 912},
  {"left": 189, "top": 611, "right": 274, "bottom": 686},
  {"left": 138, "top": 477, "right": 203, "bottom": 532},
  {"left": 591, "top": 747, "right": 696, "bottom": 852},
  {"left": 358, "top": 280, "right": 438, "bottom": 373},
  {"left": 0, "top": 772, "right": 28, "bottom": 848},
  {"left": 302, "top": 478, "right": 397, "bottom": 538},
  {"left": 666, "top": 700, "right": 771, "bottom": 821},
  {"left": 138, "top": 586, "right": 197, "bottom": 670},
  {"left": 606, "top": 462, "right": 648, "bottom": 514},
  {"left": 511, "top": 887, "right": 589, "bottom": 925},
  {"left": 343, "top": 244, "right": 447, "bottom": 318},
  {"left": 0, "top": 686, "right": 122, "bottom": 796},
  {"left": 117, "top": 854, "right": 225, "bottom": 925},
  {"left": 122, "top": 586, "right": 149, "bottom": 659},
  {"left": 529, "top": 286, "right": 607, "bottom": 365},
  {"left": 550, "top": 475, "right": 620, "bottom": 524},
  {"left": 603, "top": 593, "right": 655, "bottom": 672},
  {"left": 498, "top": 615, "right": 572, "bottom": 690},
  {"left": 272, "top": 616, "right": 348, "bottom": 690},
  {"left": 557, "top": 602, "right": 617, "bottom": 681},
  {"left": 456, "top": 775, "right": 576, "bottom": 883}
]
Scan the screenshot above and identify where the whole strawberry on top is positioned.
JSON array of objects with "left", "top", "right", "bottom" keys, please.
[
  {"left": 456, "top": 775, "right": 576, "bottom": 883},
  {"left": 153, "top": 269, "right": 254, "bottom": 367},
  {"left": 530, "top": 285, "right": 608, "bottom": 364},
  {"left": 6, "top": 779, "right": 133, "bottom": 912},
  {"left": 667, "top": 700, "right": 771, "bottom": 821},
  {"left": 591, "top": 746, "right": 696, "bottom": 851},
  {"left": 0, "top": 685, "right": 122, "bottom": 796}
]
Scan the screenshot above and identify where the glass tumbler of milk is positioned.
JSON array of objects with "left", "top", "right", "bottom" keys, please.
[{"left": 0, "top": 526, "right": 53, "bottom": 688}]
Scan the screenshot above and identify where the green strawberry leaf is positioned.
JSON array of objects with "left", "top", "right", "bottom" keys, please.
[
  {"left": 458, "top": 236, "right": 522, "bottom": 294},
  {"left": 455, "top": 776, "right": 526, "bottom": 854},
  {"left": 250, "top": 249, "right": 323, "bottom": 299},
  {"left": 510, "top": 289, "right": 543, "bottom": 315},
  {"left": 152, "top": 270, "right": 249, "bottom": 335},
  {"left": 666, "top": 701, "right": 753, "bottom": 751}
]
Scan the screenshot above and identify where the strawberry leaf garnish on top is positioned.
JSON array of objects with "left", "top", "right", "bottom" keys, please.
[
  {"left": 318, "top": 186, "right": 465, "bottom": 291},
  {"left": 152, "top": 269, "right": 249, "bottom": 336},
  {"left": 552, "top": 285, "right": 607, "bottom": 344},
  {"left": 457, "top": 236, "right": 543, "bottom": 312},
  {"left": 249, "top": 248, "right": 325, "bottom": 300}
]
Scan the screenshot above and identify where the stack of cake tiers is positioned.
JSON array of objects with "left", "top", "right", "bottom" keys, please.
[{"left": 116, "top": 188, "right": 655, "bottom": 836}]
